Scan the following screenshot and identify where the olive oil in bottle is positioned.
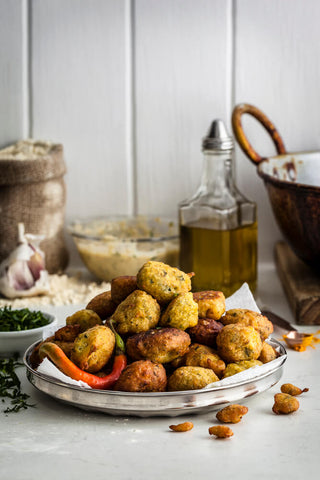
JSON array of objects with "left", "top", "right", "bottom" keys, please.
[
  {"left": 180, "top": 221, "right": 257, "bottom": 296},
  {"left": 179, "top": 119, "right": 257, "bottom": 295}
]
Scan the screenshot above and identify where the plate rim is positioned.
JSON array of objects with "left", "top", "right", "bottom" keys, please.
[{"left": 24, "top": 337, "right": 287, "bottom": 398}]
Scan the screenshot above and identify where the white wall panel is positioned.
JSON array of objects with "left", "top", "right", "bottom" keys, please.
[
  {"left": 0, "top": 0, "right": 27, "bottom": 147},
  {"left": 31, "top": 0, "right": 131, "bottom": 219},
  {"left": 234, "top": 0, "right": 320, "bottom": 263},
  {"left": 2, "top": 0, "right": 319, "bottom": 267},
  {"left": 134, "top": 0, "right": 231, "bottom": 217}
]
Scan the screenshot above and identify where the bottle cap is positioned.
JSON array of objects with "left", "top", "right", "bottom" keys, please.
[{"left": 202, "top": 119, "right": 234, "bottom": 151}]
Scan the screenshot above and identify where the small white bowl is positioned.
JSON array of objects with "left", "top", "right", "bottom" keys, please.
[{"left": 0, "top": 312, "right": 57, "bottom": 357}]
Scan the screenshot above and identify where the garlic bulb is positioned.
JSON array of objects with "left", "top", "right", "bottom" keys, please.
[{"left": 0, "top": 223, "right": 49, "bottom": 298}]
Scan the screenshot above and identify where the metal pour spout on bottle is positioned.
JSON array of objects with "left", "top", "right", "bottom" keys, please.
[{"left": 179, "top": 119, "right": 257, "bottom": 296}]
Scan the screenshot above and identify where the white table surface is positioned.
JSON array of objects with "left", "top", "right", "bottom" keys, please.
[{"left": 1, "top": 263, "right": 319, "bottom": 480}]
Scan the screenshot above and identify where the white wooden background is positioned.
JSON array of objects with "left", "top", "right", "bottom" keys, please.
[{"left": 1, "top": 0, "right": 320, "bottom": 265}]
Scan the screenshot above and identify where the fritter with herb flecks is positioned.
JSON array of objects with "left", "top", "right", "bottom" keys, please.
[
  {"left": 137, "top": 261, "right": 192, "bottom": 304},
  {"left": 167, "top": 366, "right": 219, "bottom": 391},
  {"left": 160, "top": 292, "right": 198, "bottom": 330},
  {"left": 111, "top": 290, "right": 160, "bottom": 335},
  {"left": 217, "top": 324, "right": 263, "bottom": 363}
]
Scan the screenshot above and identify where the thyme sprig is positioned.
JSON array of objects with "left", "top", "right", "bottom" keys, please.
[{"left": 0, "top": 355, "right": 35, "bottom": 413}]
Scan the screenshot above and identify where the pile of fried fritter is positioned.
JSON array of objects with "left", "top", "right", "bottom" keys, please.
[{"left": 32, "top": 261, "right": 278, "bottom": 392}]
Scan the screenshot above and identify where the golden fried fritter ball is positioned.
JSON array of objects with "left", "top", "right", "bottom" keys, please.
[
  {"left": 53, "top": 341, "right": 75, "bottom": 358},
  {"left": 29, "top": 336, "right": 55, "bottom": 369},
  {"left": 216, "top": 324, "right": 263, "bottom": 363},
  {"left": 216, "top": 404, "right": 248, "bottom": 424},
  {"left": 126, "top": 328, "right": 191, "bottom": 364},
  {"left": 114, "top": 360, "right": 167, "bottom": 392},
  {"left": 167, "top": 366, "right": 219, "bottom": 391},
  {"left": 86, "top": 291, "right": 117, "bottom": 320},
  {"left": 54, "top": 324, "right": 81, "bottom": 342},
  {"left": 258, "top": 341, "right": 278, "bottom": 363},
  {"left": 70, "top": 325, "right": 115, "bottom": 373},
  {"left": 221, "top": 309, "right": 273, "bottom": 341},
  {"left": 193, "top": 291, "right": 225, "bottom": 320},
  {"left": 188, "top": 318, "right": 224, "bottom": 347},
  {"left": 184, "top": 343, "right": 225, "bottom": 378},
  {"left": 30, "top": 336, "right": 75, "bottom": 366},
  {"left": 66, "top": 309, "right": 102, "bottom": 333},
  {"left": 136, "top": 261, "right": 192, "bottom": 304},
  {"left": 222, "top": 360, "right": 263, "bottom": 378},
  {"left": 170, "top": 354, "right": 188, "bottom": 369},
  {"left": 111, "top": 276, "right": 137, "bottom": 305},
  {"left": 159, "top": 292, "right": 198, "bottom": 330},
  {"left": 272, "top": 393, "right": 299, "bottom": 415},
  {"left": 111, "top": 290, "right": 160, "bottom": 335}
]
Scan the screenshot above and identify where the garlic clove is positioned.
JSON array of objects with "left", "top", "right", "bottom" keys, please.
[
  {"left": 28, "top": 250, "right": 46, "bottom": 281},
  {"left": 7, "top": 259, "right": 35, "bottom": 290},
  {"left": 0, "top": 223, "right": 50, "bottom": 299}
]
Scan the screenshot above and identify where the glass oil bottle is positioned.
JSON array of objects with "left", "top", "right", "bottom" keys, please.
[{"left": 179, "top": 119, "right": 257, "bottom": 296}]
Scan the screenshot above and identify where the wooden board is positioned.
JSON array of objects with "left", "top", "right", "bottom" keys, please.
[{"left": 274, "top": 242, "right": 320, "bottom": 325}]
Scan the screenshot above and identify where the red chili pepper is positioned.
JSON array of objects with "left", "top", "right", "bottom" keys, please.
[{"left": 39, "top": 320, "right": 126, "bottom": 390}]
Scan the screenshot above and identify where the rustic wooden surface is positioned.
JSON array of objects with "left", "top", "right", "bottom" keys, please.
[{"left": 274, "top": 241, "right": 320, "bottom": 325}]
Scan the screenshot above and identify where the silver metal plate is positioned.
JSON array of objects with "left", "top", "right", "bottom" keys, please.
[{"left": 24, "top": 338, "right": 286, "bottom": 417}]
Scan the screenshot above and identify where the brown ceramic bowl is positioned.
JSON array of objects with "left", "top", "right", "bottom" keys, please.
[{"left": 232, "top": 104, "right": 320, "bottom": 271}]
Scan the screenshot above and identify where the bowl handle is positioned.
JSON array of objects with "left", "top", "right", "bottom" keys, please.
[{"left": 231, "top": 103, "right": 287, "bottom": 165}]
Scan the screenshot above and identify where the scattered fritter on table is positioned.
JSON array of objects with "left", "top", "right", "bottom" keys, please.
[
  {"left": 272, "top": 393, "right": 299, "bottom": 414},
  {"left": 169, "top": 422, "right": 194, "bottom": 432},
  {"left": 216, "top": 404, "right": 248, "bottom": 423},
  {"left": 209, "top": 425, "right": 234, "bottom": 438},
  {"left": 280, "top": 383, "right": 309, "bottom": 396}
]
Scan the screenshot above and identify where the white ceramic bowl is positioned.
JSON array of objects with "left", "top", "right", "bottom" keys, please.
[{"left": 0, "top": 312, "right": 57, "bottom": 357}]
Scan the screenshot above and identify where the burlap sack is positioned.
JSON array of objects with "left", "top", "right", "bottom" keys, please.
[{"left": 0, "top": 143, "right": 69, "bottom": 273}]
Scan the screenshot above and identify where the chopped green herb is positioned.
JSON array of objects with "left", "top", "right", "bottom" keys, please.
[
  {"left": 0, "top": 307, "right": 50, "bottom": 332},
  {"left": 0, "top": 355, "right": 35, "bottom": 413}
]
